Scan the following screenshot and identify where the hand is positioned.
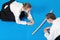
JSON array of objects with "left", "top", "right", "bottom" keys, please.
[
  {"left": 27, "top": 21, "right": 34, "bottom": 25},
  {"left": 44, "top": 28, "right": 48, "bottom": 33},
  {"left": 30, "top": 20, "right": 34, "bottom": 25}
]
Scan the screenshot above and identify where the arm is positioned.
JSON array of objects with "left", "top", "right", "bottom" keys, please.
[
  {"left": 27, "top": 12, "right": 34, "bottom": 24},
  {"left": 44, "top": 27, "right": 51, "bottom": 34},
  {"left": 44, "top": 26, "right": 55, "bottom": 40},
  {"left": 15, "top": 12, "right": 27, "bottom": 25}
]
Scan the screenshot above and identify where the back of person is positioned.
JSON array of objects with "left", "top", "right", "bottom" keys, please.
[
  {"left": 10, "top": 1, "right": 23, "bottom": 14},
  {"left": 52, "top": 18, "right": 60, "bottom": 40}
]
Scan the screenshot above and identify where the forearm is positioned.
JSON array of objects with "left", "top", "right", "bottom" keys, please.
[
  {"left": 44, "top": 32, "right": 50, "bottom": 38},
  {"left": 44, "top": 28, "right": 54, "bottom": 40},
  {"left": 16, "top": 20, "right": 27, "bottom": 25},
  {"left": 15, "top": 17, "right": 27, "bottom": 25},
  {"left": 44, "top": 33, "right": 54, "bottom": 40},
  {"left": 29, "top": 18, "right": 34, "bottom": 22}
]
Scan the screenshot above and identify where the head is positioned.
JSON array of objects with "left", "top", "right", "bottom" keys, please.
[
  {"left": 46, "top": 13, "right": 56, "bottom": 23},
  {"left": 23, "top": 3, "right": 32, "bottom": 12}
]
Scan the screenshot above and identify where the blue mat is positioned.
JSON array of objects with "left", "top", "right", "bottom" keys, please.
[{"left": 0, "top": 0, "right": 60, "bottom": 40}]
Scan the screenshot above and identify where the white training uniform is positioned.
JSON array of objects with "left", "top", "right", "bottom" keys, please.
[
  {"left": 44, "top": 18, "right": 60, "bottom": 40},
  {"left": 10, "top": 1, "right": 32, "bottom": 25}
]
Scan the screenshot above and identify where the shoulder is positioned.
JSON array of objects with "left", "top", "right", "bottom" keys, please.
[
  {"left": 10, "top": 1, "right": 23, "bottom": 9},
  {"left": 10, "top": 1, "right": 23, "bottom": 7},
  {"left": 54, "top": 18, "right": 60, "bottom": 22},
  {"left": 53, "top": 18, "right": 60, "bottom": 26},
  {"left": 12, "top": 1, "right": 23, "bottom": 5}
]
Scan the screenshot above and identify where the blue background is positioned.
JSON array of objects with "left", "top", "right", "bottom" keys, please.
[{"left": 0, "top": 0, "right": 60, "bottom": 40}]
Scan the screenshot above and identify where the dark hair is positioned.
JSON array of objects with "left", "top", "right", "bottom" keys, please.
[
  {"left": 46, "top": 13, "right": 56, "bottom": 20},
  {"left": 23, "top": 3, "right": 32, "bottom": 8}
]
